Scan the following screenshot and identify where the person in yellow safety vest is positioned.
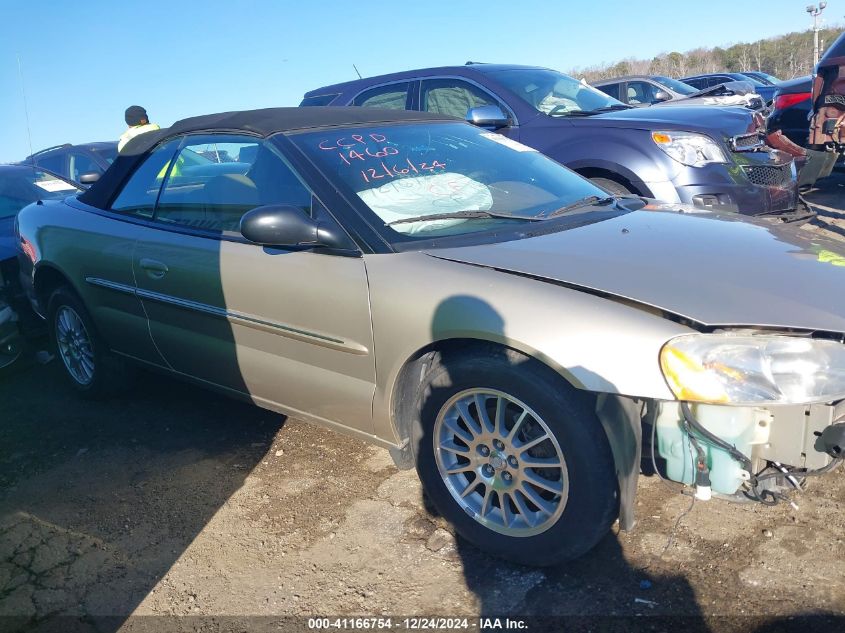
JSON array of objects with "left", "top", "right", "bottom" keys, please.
[{"left": 118, "top": 105, "right": 160, "bottom": 152}]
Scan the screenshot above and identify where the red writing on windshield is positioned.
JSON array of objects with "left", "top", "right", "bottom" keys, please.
[
  {"left": 361, "top": 159, "right": 446, "bottom": 183},
  {"left": 318, "top": 133, "right": 388, "bottom": 150}
]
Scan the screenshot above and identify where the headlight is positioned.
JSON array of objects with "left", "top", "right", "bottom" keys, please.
[
  {"left": 660, "top": 333, "right": 845, "bottom": 405},
  {"left": 651, "top": 131, "right": 728, "bottom": 167}
]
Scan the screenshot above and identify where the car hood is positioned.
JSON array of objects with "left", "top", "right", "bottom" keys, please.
[
  {"left": 588, "top": 104, "right": 757, "bottom": 138},
  {"left": 425, "top": 209, "right": 845, "bottom": 333},
  {"left": 0, "top": 216, "right": 16, "bottom": 262}
]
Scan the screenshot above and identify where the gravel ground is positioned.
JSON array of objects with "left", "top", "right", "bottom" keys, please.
[{"left": 1, "top": 172, "right": 845, "bottom": 633}]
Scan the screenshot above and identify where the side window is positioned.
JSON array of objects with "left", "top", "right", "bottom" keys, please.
[
  {"left": 684, "top": 78, "right": 705, "bottom": 90},
  {"left": 626, "top": 81, "right": 659, "bottom": 104},
  {"left": 34, "top": 154, "right": 66, "bottom": 178},
  {"left": 421, "top": 79, "right": 500, "bottom": 119},
  {"left": 598, "top": 83, "right": 621, "bottom": 101},
  {"left": 154, "top": 135, "right": 312, "bottom": 233},
  {"left": 110, "top": 138, "right": 180, "bottom": 217},
  {"left": 69, "top": 153, "right": 102, "bottom": 182},
  {"left": 352, "top": 83, "right": 410, "bottom": 109}
]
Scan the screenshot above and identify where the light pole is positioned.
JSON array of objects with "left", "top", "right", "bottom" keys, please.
[{"left": 807, "top": 2, "right": 827, "bottom": 66}]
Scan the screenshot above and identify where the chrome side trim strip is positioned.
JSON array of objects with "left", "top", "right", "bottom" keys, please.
[
  {"left": 85, "top": 277, "right": 369, "bottom": 355},
  {"left": 86, "top": 277, "right": 135, "bottom": 296}
]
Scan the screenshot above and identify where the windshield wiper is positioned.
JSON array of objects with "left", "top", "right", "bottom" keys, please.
[
  {"left": 593, "top": 104, "right": 633, "bottom": 112},
  {"left": 386, "top": 210, "right": 544, "bottom": 226},
  {"left": 549, "top": 109, "right": 600, "bottom": 117},
  {"left": 550, "top": 104, "right": 633, "bottom": 117},
  {"left": 540, "top": 196, "right": 615, "bottom": 218}
]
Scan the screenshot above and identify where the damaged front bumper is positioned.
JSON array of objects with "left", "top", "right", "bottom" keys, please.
[
  {"left": 652, "top": 400, "right": 845, "bottom": 496},
  {"left": 596, "top": 395, "right": 845, "bottom": 531}
]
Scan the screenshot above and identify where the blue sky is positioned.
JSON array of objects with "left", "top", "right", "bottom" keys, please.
[{"left": 0, "top": 0, "right": 840, "bottom": 162}]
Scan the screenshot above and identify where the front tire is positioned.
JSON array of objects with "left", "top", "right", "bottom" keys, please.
[
  {"left": 48, "top": 286, "right": 123, "bottom": 397},
  {"left": 412, "top": 347, "right": 618, "bottom": 566}
]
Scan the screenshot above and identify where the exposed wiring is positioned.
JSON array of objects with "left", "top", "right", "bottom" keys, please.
[
  {"left": 660, "top": 493, "right": 696, "bottom": 558},
  {"left": 754, "top": 457, "right": 843, "bottom": 484}
]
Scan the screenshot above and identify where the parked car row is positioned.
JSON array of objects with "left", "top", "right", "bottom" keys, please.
[
  {"left": 302, "top": 63, "right": 800, "bottom": 219},
  {"left": 5, "top": 44, "right": 845, "bottom": 567},
  {"left": 681, "top": 72, "right": 778, "bottom": 103},
  {"left": 593, "top": 74, "right": 765, "bottom": 111}
]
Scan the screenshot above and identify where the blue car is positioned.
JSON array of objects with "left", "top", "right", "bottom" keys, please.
[
  {"left": 303, "top": 64, "right": 798, "bottom": 217},
  {"left": 0, "top": 165, "right": 81, "bottom": 368}
]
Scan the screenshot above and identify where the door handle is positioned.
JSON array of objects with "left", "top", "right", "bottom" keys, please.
[{"left": 139, "top": 258, "right": 169, "bottom": 279}]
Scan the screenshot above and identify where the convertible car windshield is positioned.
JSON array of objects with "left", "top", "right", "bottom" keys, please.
[
  {"left": 292, "top": 122, "right": 609, "bottom": 238},
  {"left": 488, "top": 68, "right": 626, "bottom": 116}
]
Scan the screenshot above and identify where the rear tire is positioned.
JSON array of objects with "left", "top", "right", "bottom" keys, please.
[
  {"left": 411, "top": 346, "right": 618, "bottom": 566},
  {"left": 48, "top": 286, "right": 124, "bottom": 398},
  {"left": 589, "top": 176, "right": 633, "bottom": 196}
]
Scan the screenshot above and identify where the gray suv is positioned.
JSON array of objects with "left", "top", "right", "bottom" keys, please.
[{"left": 303, "top": 64, "right": 798, "bottom": 217}]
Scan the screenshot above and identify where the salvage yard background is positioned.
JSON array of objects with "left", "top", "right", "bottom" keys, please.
[{"left": 2, "top": 171, "right": 845, "bottom": 630}]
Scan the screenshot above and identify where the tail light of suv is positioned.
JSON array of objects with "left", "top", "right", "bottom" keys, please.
[{"left": 773, "top": 92, "right": 811, "bottom": 111}]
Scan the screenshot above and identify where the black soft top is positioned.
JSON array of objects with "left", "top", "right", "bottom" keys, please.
[{"left": 79, "top": 106, "right": 456, "bottom": 210}]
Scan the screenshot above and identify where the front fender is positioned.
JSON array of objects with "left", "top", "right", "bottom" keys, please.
[
  {"left": 553, "top": 137, "right": 680, "bottom": 190},
  {"left": 365, "top": 252, "right": 692, "bottom": 444}
]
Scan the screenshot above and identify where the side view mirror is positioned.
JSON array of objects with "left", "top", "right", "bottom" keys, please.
[
  {"left": 78, "top": 171, "right": 101, "bottom": 185},
  {"left": 240, "top": 204, "right": 350, "bottom": 249},
  {"left": 466, "top": 105, "right": 509, "bottom": 129},
  {"left": 653, "top": 90, "right": 671, "bottom": 103}
]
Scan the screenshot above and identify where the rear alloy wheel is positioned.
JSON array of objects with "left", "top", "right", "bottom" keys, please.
[
  {"left": 413, "top": 347, "right": 618, "bottom": 566},
  {"left": 48, "top": 286, "right": 123, "bottom": 397},
  {"left": 55, "top": 304, "right": 95, "bottom": 386}
]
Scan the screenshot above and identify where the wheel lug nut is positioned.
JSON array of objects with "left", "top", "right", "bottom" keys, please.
[
  {"left": 508, "top": 456, "right": 518, "bottom": 468},
  {"left": 478, "top": 445, "right": 490, "bottom": 457},
  {"left": 502, "top": 472, "right": 512, "bottom": 482},
  {"left": 483, "top": 464, "right": 494, "bottom": 477},
  {"left": 493, "top": 439, "right": 504, "bottom": 451}
]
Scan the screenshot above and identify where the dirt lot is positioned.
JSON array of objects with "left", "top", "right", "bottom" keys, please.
[{"left": 2, "top": 172, "right": 845, "bottom": 633}]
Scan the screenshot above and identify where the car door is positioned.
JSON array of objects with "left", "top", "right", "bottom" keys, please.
[
  {"left": 62, "top": 141, "right": 186, "bottom": 365},
  {"left": 419, "top": 77, "right": 519, "bottom": 140},
  {"left": 132, "top": 134, "right": 377, "bottom": 432}
]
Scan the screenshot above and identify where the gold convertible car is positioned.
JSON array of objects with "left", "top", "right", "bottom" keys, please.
[{"left": 15, "top": 108, "right": 845, "bottom": 565}]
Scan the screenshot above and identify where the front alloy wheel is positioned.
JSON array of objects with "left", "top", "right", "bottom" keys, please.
[
  {"left": 413, "top": 347, "right": 618, "bottom": 566},
  {"left": 434, "top": 389, "right": 569, "bottom": 537}
]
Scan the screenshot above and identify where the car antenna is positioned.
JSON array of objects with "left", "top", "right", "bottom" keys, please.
[
  {"left": 353, "top": 64, "right": 362, "bottom": 79},
  {"left": 16, "top": 53, "right": 35, "bottom": 167}
]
